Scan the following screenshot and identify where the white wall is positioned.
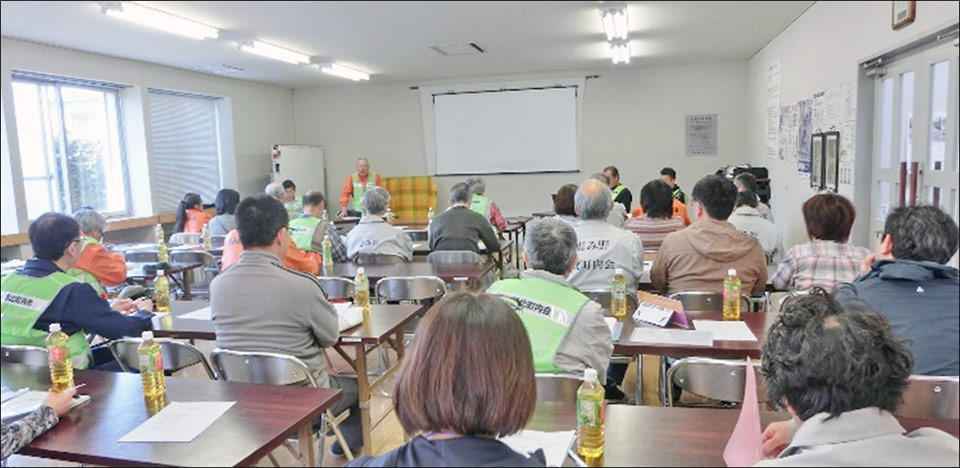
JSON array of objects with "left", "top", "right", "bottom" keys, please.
[
  {"left": 747, "top": 1, "right": 960, "bottom": 248},
  {"left": 0, "top": 37, "right": 295, "bottom": 217},
  {"left": 294, "top": 61, "right": 749, "bottom": 216}
]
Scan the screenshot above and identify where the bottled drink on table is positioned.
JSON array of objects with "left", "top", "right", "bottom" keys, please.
[
  {"left": 202, "top": 224, "right": 212, "bottom": 250},
  {"left": 154, "top": 270, "right": 171, "bottom": 313},
  {"left": 385, "top": 207, "right": 395, "bottom": 225},
  {"left": 138, "top": 331, "right": 166, "bottom": 399},
  {"left": 354, "top": 267, "right": 371, "bottom": 322},
  {"left": 576, "top": 368, "right": 605, "bottom": 465},
  {"left": 723, "top": 268, "right": 741, "bottom": 321},
  {"left": 322, "top": 235, "right": 334, "bottom": 268},
  {"left": 610, "top": 268, "right": 628, "bottom": 321},
  {"left": 427, "top": 206, "right": 435, "bottom": 222},
  {"left": 46, "top": 323, "right": 74, "bottom": 392},
  {"left": 321, "top": 209, "right": 328, "bottom": 223},
  {"left": 156, "top": 224, "right": 169, "bottom": 263}
]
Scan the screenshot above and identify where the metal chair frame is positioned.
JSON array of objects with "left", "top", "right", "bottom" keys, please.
[
  {"left": 168, "top": 232, "right": 201, "bottom": 245},
  {"left": 316, "top": 276, "right": 356, "bottom": 301},
  {"left": 895, "top": 374, "right": 960, "bottom": 420},
  {"left": 352, "top": 253, "right": 407, "bottom": 265},
  {"left": 1, "top": 345, "right": 49, "bottom": 367},
  {"left": 665, "top": 357, "right": 768, "bottom": 407},
  {"left": 108, "top": 338, "right": 217, "bottom": 379}
]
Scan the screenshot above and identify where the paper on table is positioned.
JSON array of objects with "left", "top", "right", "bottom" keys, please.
[
  {"left": 1, "top": 390, "right": 48, "bottom": 421},
  {"left": 412, "top": 243, "right": 425, "bottom": 250},
  {"left": 333, "top": 302, "right": 364, "bottom": 331},
  {"left": 603, "top": 317, "right": 622, "bottom": 341},
  {"left": 692, "top": 320, "right": 758, "bottom": 341},
  {"left": 628, "top": 327, "right": 713, "bottom": 347},
  {"left": 179, "top": 306, "right": 212, "bottom": 321},
  {"left": 500, "top": 429, "right": 575, "bottom": 467},
  {"left": 119, "top": 401, "right": 235, "bottom": 443}
]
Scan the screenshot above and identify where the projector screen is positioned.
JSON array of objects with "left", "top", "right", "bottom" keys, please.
[{"left": 432, "top": 86, "right": 579, "bottom": 175}]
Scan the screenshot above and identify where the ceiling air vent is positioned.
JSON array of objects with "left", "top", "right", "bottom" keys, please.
[
  {"left": 192, "top": 64, "right": 244, "bottom": 75},
  {"left": 429, "top": 43, "right": 484, "bottom": 56}
]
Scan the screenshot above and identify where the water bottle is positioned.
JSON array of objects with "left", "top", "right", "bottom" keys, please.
[
  {"left": 385, "top": 207, "right": 395, "bottom": 225},
  {"left": 155, "top": 270, "right": 171, "bottom": 313},
  {"left": 321, "top": 209, "right": 328, "bottom": 223},
  {"left": 138, "top": 331, "right": 166, "bottom": 399},
  {"left": 322, "top": 235, "right": 334, "bottom": 268},
  {"left": 354, "top": 267, "right": 371, "bottom": 322},
  {"left": 46, "top": 323, "right": 74, "bottom": 393},
  {"left": 156, "top": 224, "right": 169, "bottom": 262},
  {"left": 576, "top": 368, "right": 605, "bottom": 464},
  {"left": 611, "top": 268, "right": 628, "bottom": 322},
  {"left": 427, "top": 206, "right": 435, "bottom": 222},
  {"left": 202, "top": 224, "right": 212, "bottom": 249},
  {"left": 723, "top": 268, "right": 742, "bottom": 321}
]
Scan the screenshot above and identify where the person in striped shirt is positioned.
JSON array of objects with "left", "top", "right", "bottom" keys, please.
[
  {"left": 772, "top": 193, "right": 870, "bottom": 291},
  {"left": 623, "top": 180, "right": 685, "bottom": 252}
]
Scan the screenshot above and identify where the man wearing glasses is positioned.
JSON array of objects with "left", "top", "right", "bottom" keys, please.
[{"left": 1, "top": 213, "right": 154, "bottom": 369}]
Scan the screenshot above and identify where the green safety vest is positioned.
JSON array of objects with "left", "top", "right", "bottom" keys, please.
[
  {"left": 349, "top": 172, "right": 379, "bottom": 213},
  {"left": 285, "top": 196, "right": 303, "bottom": 221},
  {"left": 67, "top": 236, "right": 106, "bottom": 297},
  {"left": 1, "top": 272, "right": 91, "bottom": 369},
  {"left": 611, "top": 184, "right": 626, "bottom": 201},
  {"left": 289, "top": 215, "right": 322, "bottom": 252},
  {"left": 469, "top": 194, "right": 496, "bottom": 231},
  {"left": 487, "top": 276, "right": 590, "bottom": 374}
]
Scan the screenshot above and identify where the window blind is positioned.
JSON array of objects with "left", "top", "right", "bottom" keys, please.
[{"left": 148, "top": 90, "right": 221, "bottom": 212}]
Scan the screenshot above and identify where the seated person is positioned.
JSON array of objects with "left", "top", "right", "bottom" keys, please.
[
  {"left": 348, "top": 292, "right": 543, "bottom": 467},
  {"left": 1, "top": 213, "right": 153, "bottom": 369},
  {"left": 282, "top": 179, "right": 302, "bottom": 221},
  {"left": 288, "top": 190, "right": 348, "bottom": 262},
  {"left": 604, "top": 165, "right": 633, "bottom": 212},
  {"left": 466, "top": 177, "right": 508, "bottom": 232},
  {"left": 2, "top": 388, "right": 77, "bottom": 460},
  {"left": 733, "top": 172, "right": 774, "bottom": 222},
  {"left": 772, "top": 193, "right": 870, "bottom": 291},
  {"left": 429, "top": 183, "right": 500, "bottom": 255},
  {"left": 553, "top": 183, "right": 580, "bottom": 225},
  {"left": 345, "top": 187, "right": 414, "bottom": 262},
  {"left": 208, "top": 189, "right": 240, "bottom": 236},
  {"left": 727, "top": 191, "right": 784, "bottom": 264},
  {"left": 488, "top": 218, "right": 612, "bottom": 378},
  {"left": 660, "top": 167, "right": 687, "bottom": 204},
  {"left": 172, "top": 192, "right": 211, "bottom": 234},
  {"left": 623, "top": 180, "right": 686, "bottom": 252},
  {"left": 567, "top": 179, "right": 644, "bottom": 292},
  {"left": 70, "top": 207, "right": 127, "bottom": 296},
  {"left": 210, "top": 195, "right": 361, "bottom": 454},
  {"left": 756, "top": 290, "right": 959, "bottom": 466},
  {"left": 651, "top": 175, "right": 767, "bottom": 295},
  {"left": 589, "top": 173, "right": 626, "bottom": 228},
  {"left": 836, "top": 205, "right": 959, "bottom": 376}
]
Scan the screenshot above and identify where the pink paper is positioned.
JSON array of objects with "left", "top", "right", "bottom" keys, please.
[{"left": 723, "top": 357, "right": 763, "bottom": 467}]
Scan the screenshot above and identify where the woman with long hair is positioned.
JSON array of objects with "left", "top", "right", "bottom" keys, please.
[{"left": 172, "top": 193, "right": 211, "bottom": 233}]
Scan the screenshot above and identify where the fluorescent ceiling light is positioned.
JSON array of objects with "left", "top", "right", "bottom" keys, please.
[
  {"left": 610, "top": 41, "right": 630, "bottom": 65},
  {"left": 600, "top": 5, "right": 629, "bottom": 41},
  {"left": 239, "top": 40, "right": 311, "bottom": 65},
  {"left": 99, "top": 2, "right": 218, "bottom": 40},
  {"left": 318, "top": 63, "right": 370, "bottom": 81}
]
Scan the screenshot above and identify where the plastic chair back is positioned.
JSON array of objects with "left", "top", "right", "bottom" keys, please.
[
  {"left": 109, "top": 338, "right": 216, "bottom": 379},
  {"left": 895, "top": 375, "right": 960, "bottom": 419}
]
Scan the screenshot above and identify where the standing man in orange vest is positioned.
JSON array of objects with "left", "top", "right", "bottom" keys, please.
[{"left": 338, "top": 157, "right": 382, "bottom": 219}]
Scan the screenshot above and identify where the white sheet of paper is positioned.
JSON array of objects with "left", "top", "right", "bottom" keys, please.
[
  {"left": 179, "top": 306, "right": 211, "bottom": 321},
  {"left": 603, "top": 317, "right": 623, "bottom": 341},
  {"left": 500, "top": 429, "right": 575, "bottom": 467},
  {"left": 628, "top": 327, "right": 713, "bottom": 347},
  {"left": 412, "top": 243, "right": 424, "bottom": 250},
  {"left": 118, "top": 401, "right": 235, "bottom": 443},
  {"left": 692, "top": 320, "right": 758, "bottom": 341},
  {"left": 1, "top": 390, "right": 48, "bottom": 421},
  {"left": 332, "top": 302, "right": 364, "bottom": 331}
]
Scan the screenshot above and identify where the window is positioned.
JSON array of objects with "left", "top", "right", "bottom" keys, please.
[
  {"left": 148, "top": 90, "right": 222, "bottom": 212},
  {"left": 11, "top": 73, "right": 129, "bottom": 219}
]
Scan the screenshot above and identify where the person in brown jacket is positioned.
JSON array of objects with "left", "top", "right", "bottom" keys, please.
[{"left": 651, "top": 175, "right": 767, "bottom": 296}]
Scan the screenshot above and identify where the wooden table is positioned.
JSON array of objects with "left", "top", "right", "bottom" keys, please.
[
  {"left": 1, "top": 364, "right": 341, "bottom": 467},
  {"left": 322, "top": 261, "right": 496, "bottom": 290},
  {"left": 503, "top": 216, "right": 532, "bottom": 271},
  {"left": 151, "top": 301, "right": 422, "bottom": 457},
  {"left": 126, "top": 261, "right": 203, "bottom": 300}
]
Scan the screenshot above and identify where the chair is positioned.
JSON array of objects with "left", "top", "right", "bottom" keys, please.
[
  {"left": 210, "top": 349, "right": 354, "bottom": 463},
  {"left": 124, "top": 250, "right": 160, "bottom": 263},
  {"left": 169, "top": 232, "right": 201, "bottom": 245},
  {"left": 665, "top": 357, "right": 769, "bottom": 407},
  {"left": 668, "top": 291, "right": 754, "bottom": 313},
  {"left": 169, "top": 250, "right": 218, "bottom": 299},
  {"left": 108, "top": 338, "right": 217, "bottom": 379},
  {"left": 776, "top": 288, "right": 812, "bottom": 312},
  {"left": 404, "top": 229, "right": 428, "bottom": 242},
  {"left": 316, "top": 277, "right": 356, "bottom": 301},
  {"left": 535, "top": 374, "right": 583, "bottom": 405},
  {"left": 1, "top": 345, "right": 48, "bottom": 367},
  {"left": 582, "top": 290, "right": 639, "bottom": 314},
  {"left": 427, "top": 250, "right": 486, "bottom": 265},
  {"left": 353, "top": 253, "right": 407, "bottom": 265},
  {"left": 895, "top": 375, "right": 960, "bottom": 420},
  {"left": 209, "top": 235, "right": 226, "bottom": 249}
]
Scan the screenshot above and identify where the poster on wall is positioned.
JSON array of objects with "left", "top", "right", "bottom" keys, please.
[
  {"left": 779, "top": 104, "right": 797, "bottom": 161},
  {"left": 796, "top": 99, "right": 813, "bottom": 173},
  {"left": 765, "top": 60, "right": 781, "bottom": 159},
  {"left": 685, "top": 114, "right": 718, "bottom": 157}
]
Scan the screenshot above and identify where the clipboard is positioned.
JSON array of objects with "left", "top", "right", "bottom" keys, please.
[{"left": 633, "top": 291, "right": 688, "bottom": 328}]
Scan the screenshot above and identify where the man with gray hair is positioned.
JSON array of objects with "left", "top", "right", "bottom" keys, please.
[
  {"left": 264, "top": 182, "right": 286, "bottom": 200},
  {"left": 567, "top": 179, "right": 644, "bottom": 292},
  {"left": 488, "top": 217, "right": 612, "bottom": 381},
  {"left": 428, "top": 182, "right": 500, "bottom": 254},
  {"left": 345, "top": 187, "right": 414, "bottom": 261},
  {"left": 589, "top": 173, "right": 627, "bottom": 227},
  {"left": 69, "top": 207, "right": 127, "bottom": 296},
  {"left": 466, "top": 177, "right": 508, "bottom": 232}
]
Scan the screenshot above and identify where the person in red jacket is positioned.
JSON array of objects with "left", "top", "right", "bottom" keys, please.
[
  {"left": 173, "top": 193, "right": 212, "bottom": 234},
  {"left": 69, "top": 208, "right": 126, "bottom": 297}
]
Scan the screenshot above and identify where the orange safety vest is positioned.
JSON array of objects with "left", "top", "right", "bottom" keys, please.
[
  {"left": 183, "top": 209, "right": 212, "bottom": 233},
  {"left": 631, "top": 199, "right": 691, "bottom": 226},
  {"left": 220, "top": 229, "right": 320, "bottom": 274}
]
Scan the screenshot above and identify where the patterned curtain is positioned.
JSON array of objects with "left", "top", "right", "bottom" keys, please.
[{"left": 383, "top": 176, "right": 437, "bottom": 221}]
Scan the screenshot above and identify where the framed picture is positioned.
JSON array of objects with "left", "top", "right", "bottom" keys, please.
[
  {"left": 824, "top": 131, "right": 840, "bottom": 192},
  {"left": 810, "top": 133, "right": 824, "bottom": 190},
  {"left": 892, "top": 1, "right": 916, "bottom": 30}
]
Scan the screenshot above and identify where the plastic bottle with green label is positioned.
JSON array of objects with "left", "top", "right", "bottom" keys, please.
[
  {"left": 138, "top": 331, "right": 166, "bottom": 399},
  {"left": 576, "top": 367, "right": 605, "bottom": 464}
]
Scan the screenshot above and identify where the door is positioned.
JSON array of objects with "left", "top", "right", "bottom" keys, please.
[{"left": 870, "top": 41, "right": 959, "bottom": 249}]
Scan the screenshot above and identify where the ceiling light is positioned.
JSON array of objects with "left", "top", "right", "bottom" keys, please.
[
  {"left": 599, "top": 3, "right": 629, "bottom": 41},
  {"left": 317, "top": 63, "right": 370, "bottom": 81},
  {"left": 610, "top": 40, "right": 631, "bottom": 65},
  {"left": 98, "top": 2, "right": 218, "bottom": 40},
  {"left": 239, "top": 40, "right": 311, "bottom": 65}
]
